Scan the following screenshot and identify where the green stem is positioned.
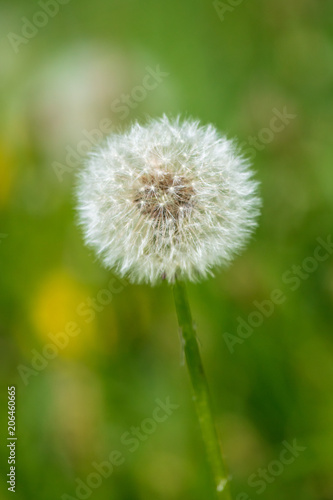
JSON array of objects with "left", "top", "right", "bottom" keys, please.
[{"left": 173, "top": 278, "right": 232, "bottom": 500}]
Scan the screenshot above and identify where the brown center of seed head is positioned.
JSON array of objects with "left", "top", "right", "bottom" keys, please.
[{"left": 134, "top": 171, "right": 195, "bottom": 220}]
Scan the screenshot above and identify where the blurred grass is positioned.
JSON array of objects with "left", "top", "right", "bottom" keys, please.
[{"left": 1, "top": 0, "right": 333, "bottom": 499}]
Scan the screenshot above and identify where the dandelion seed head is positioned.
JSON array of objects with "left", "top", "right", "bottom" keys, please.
[{"left": 76, "top": 115, "right": 261, "bottom": 284}]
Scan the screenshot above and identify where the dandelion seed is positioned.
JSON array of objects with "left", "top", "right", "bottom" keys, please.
[{"left": 76, "top": 115, "right": 260, "bottom": 284}]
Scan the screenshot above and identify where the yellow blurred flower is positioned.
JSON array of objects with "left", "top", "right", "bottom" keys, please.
[{"left": 31, "top": 269, "right": 98, "bottom": 358}]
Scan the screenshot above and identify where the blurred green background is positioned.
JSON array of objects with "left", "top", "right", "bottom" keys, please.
[{"left": 1, "top": 1, "right": 333, "bottom": 499}]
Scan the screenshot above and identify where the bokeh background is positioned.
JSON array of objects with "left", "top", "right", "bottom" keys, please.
[{"left": 1, "top": 1, "right": 333, "bottom": 499}]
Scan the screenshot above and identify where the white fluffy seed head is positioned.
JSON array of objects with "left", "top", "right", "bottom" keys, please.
[{"left": 76, "top": 115, "right": 261, "bottom": 284}]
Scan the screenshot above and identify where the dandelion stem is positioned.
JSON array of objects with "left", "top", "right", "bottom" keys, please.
[{"left": 173, "top": 278, "right": 232, "bottom": 500}]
